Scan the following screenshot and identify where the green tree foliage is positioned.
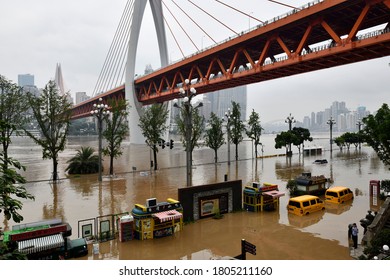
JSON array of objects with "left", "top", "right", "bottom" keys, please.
[
  {"left": 0, "top": 75, "right": 29, "bottom": 165},
  {"left": 334, "top": 136, "right": 346, "bottom": 151},
  {"left": 0, "top": 242, "right": 27, "bottom": 260},
  {"left": 246, "top": 109, "right": 263, "bottom": 158},
  {"left": 0, "top": 120, "right": 34, "bottom": 223},
  {"left": 102, "top": 99, "right": 129, "bottom": 175},
  {"left": 380, "top": 180, "right": 390, "bottom": 196},
  {"left": 363, "top": 229, "right": 390, "bottom": 259},
  {"left": 338, "top": 132, "right": 361, "bottom": 150},
  {"left": 292, "top": 127, "right": 313, "bottom": 154},
  {"left": 362, "top": 103, "right": 390, "bottom": 167},
  {"left": 65, "top": 146, "right": 99, "bottom": 174},
  {"left": 286, "top": 179, "right": 298, "bottom": 196},
  {"left": 274, "top": 131, "right": 299, "bottom": 155},
  {"left": 25, "top": 80, "right": 72, "bottom": 181},
  {"left": 204, "top": 112, "right": 225, "bottom": 163},
  {"left": 0, "top": 120, "right": 32, "bottom": 260},
  {"left": 230, "top": 101, "right": 245, "bottom": 160},
  {"left": 176, "top": 105, "right": 205, "bottom": 156},
  {"left": 138, "top": 103, "right": 169, "bottom": 170}
]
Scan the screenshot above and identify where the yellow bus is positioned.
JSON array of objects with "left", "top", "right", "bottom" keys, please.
[
  {"left": 287, "top": 195, "right": 325, "bottom": 216},
  {"left": 325, "top": 186, "right": 354, "bottom": 204}
]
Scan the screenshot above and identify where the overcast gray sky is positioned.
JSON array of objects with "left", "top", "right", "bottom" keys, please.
[{"left": 1, "top": 0, "right": 388, "bottom": 123}]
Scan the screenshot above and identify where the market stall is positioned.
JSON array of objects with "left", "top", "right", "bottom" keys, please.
[
  {"left": 131, "top": 198, "right": 183, "bottom": 240},
  {"left": 243, "top": 182, "right": 285, "bottom": 212}
]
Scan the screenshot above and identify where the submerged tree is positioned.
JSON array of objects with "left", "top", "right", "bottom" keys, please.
[
  {"left": 25, "top": 80, "right": 72, "bottom": 181},
  {"left": 246, "top": 109, "right": 263, "bottom": 158},
  {"left": 291, "top": 127, "right": 313, "bottom": 154},
  {"left": 138, "top": 103, "right": 169, "bottom": 171},
  {"left": 275, "top": 131, "right": 299, "bottom": 155},
  {"left": 0, "top": 120, "right": 34, "bottom": 223},
  {"left": 0, "top": 75, "right": 29, "bottom": 166},
  {"left": 102, "top": 99, "right": 129, "bottom": 175},
  {"left": 204, "top": 112, "right": 225, "bottom": 163},
  {"left": 176, "top": 105, "right": 205, "bottom": 161},
  {"left": 334, "top": 136, "right": 346, "bottom": 151},
  {"left": 362, "top": 103, "right": 390, "bottom": 168},
  {"left": 230, "top": 101, "right": 245, "bottom": 161}
]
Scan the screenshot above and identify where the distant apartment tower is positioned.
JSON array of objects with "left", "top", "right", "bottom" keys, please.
[
  {"left": 303, "top": 116, "right": 310, "bottom": 128},
  {"left": 203, "top": 85, "right": 247, "bottom": 121},
  {"left": 357, "top": 106, "right": 369, "bottom": 119},
  {"left": 18, "top": 74, "right": 34, "bottom": 87},
  {"left": 75, "top": 92, "right": 90, "bottom": 104}
]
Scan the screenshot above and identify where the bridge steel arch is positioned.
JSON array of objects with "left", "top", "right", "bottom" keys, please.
[
  {"left": 135, "top": 0, "right": 390, "bottom": 105},
  {"left": 126, "top": 0, "right": 169, "bottom": 144}
]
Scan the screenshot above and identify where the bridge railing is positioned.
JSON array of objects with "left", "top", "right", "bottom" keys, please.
[
  {"left": 135, "top": 0, "right": 326, "bottom": 80},
  {"left": 143, "top": 25, "right": 388, "bottom": 95}
]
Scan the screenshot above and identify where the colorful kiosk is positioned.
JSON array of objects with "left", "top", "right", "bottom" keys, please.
[
  {"left": 243, "top": 182, "right": 285, "bottom": 212},
  {"left": 2, "top": 219, "right": 77, "bottom": 259},
  {"left": 295, "top": 172, "right": 329, "bottom": 195},
  {"left": 131, "top": 198, "right": 183, "bottom": 240}
]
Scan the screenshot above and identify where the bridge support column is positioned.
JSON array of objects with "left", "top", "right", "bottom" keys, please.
[{"left": 125, "top": 0, "right": 169, "bottom": 144}]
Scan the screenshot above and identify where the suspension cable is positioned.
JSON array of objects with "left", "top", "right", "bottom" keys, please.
[
  {"left": 163, "top": 15, "right": 185, "bottom": 58},
  {"left": 170, "top": 0, "right": 217, "bottom": 45},
  {"left": 214, "top": 0, "right": 264, "bottom": 24},
  {"left": 93, "top": 0, "right": 134, "bottom": 96},
  {"left": 267, "top": 0, "right": 300, "bottom": 11},
  {"left": 187, "top": 0, "right": 238, "bottom": 36},
  {"left": 104, "top": 0, "right": 133, "bottom": 92},
  {"left": 162, "top": 0, "right": 199, "bottom": 52}
]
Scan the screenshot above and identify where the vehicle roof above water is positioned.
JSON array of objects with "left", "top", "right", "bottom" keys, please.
[
  {"left": 326, "top": 186, "right": 351, "bottom": 192},
  {"left": 68, "top": 237, "right": 87, "bottom": 248},
  {"left": 289, "top": 195, "right": 320, "bottom": 202}
]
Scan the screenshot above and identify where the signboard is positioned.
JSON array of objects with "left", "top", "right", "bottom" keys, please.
[
  {"left": 82, "top": 224, "right": 93, "bottom": 238},
  {"left": 200, "top": 198, "right": 219, "bottom": 217},
  {"left": 242, "top": 239, "right": 256, "bottom": 255}
]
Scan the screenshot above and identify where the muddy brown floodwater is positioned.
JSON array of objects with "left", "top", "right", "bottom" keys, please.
[{"left": 2, "top": 135, "right": 388, "bottom": 260}]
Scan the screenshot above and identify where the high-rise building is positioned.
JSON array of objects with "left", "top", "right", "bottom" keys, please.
[
  {"left": 75, "top": 92, "right": 90, "bottom": 104},
  {"left": 18, "top": 74, "right": 34, "bottom": 87},
  {"left": 303, "top": 116, "right": 310, "bottom": 128},
  {"left": 203, "top": 85, "right": 247, "bottom": 121}
]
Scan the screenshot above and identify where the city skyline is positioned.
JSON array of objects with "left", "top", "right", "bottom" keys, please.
[{"left": 13, "top": 71, "right": 380, "bottom": 131}]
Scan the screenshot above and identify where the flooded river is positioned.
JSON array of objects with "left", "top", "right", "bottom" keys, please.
[{"left": 2, "top": 134, "right": 388, "bottom": 260}]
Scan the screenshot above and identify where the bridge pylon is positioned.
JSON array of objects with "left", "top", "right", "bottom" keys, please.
[{"left": 126, "top": 0, "right": 169, "bottom": 144}]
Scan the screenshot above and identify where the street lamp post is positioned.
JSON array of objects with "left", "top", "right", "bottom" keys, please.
[
  {"left": 373, "top": 244, "right": 389, "bottom": 260},
  {"left": 173, "top": 79, "right": 202, "bottom": 187},
  {"left": 356, "top": 119, "right": 363, "bottom": 149},
  {"left": 91, "top": 97, "right": 110, "bottom": 182},
  {"left": 327, "top": 117, "right": 336, "bottom": 153},
  {"left": 285, "top": 113, "right": 295, "bottom": 156},
  {"left": 224, "top": 108, "right": 233, "bottom": 166}
]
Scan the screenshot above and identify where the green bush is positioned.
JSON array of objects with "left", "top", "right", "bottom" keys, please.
[
  {"left": 363, "top": 229, "right": 390, "bottom": 259},
  {"left": 65, "top": 146, "right": 100, "bottom": 174}
]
